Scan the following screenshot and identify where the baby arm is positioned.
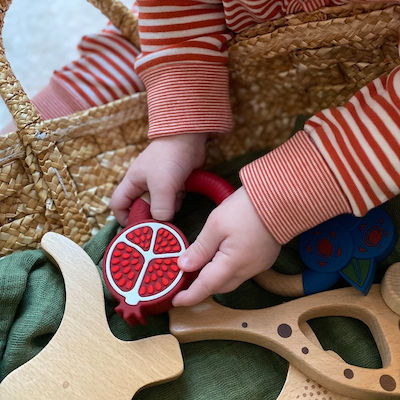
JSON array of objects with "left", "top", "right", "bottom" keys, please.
[
  {"left": 111, "top": 133, "right": 208, "bottom": 224},
  {"left": 175, "top": 64, "right": 400, "bottom": 306},
  {"left": 111, "top": 0, "right": 233, "bottom": 224},
  {"left": 173, "top": 187, "right": 281, "bottom": 307}
]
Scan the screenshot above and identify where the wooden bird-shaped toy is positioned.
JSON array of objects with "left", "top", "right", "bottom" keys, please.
[{"left": 0, "top": 233, "right": 183, "bottom": 400}]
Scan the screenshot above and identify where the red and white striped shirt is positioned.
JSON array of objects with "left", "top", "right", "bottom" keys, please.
[
  {"left": 240, "top": 67, "right": 400, "bottom": 242},
  {"left": 35, "top": 0, "right": 400, "bottom": 244},
  {"left": 53, "top": 24, "right": 144, "bottom": 108}
]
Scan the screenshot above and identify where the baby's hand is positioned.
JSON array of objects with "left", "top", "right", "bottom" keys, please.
[
  {"left": 111, "top": 133, "right": 207, "bottom": 225},
  {"left": 173, "top": 187, "right": 281, "bottom": 307}
]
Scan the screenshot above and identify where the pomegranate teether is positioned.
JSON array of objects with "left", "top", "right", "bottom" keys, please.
[{"left": 103, "top": 170, "right": 235, "bottom": 326}]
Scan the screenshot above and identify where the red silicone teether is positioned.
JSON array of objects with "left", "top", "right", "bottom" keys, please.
[{"left": 103, "top": 170, "right": 235, "bottom": 326}]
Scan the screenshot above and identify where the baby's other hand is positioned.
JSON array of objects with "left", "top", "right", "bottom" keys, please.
[
  {"left": 111, "top": 133, "right": 207, "bottom": 226},
  {"left": 173, "top": 187, "right": 281, "bottom": 307}
]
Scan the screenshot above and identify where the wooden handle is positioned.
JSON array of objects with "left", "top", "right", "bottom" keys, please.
[
  {"left": 169, "top": 283, "right": 400, "bottom": 399},
  {"left": 0, "top": 233, "right": 183, "bottom": 400},
  {"left": 254, "top": 269, "right": 305, "bottom": 297},
  {"left": 382, "top": 262, "right": 400, "bottom": 316}
]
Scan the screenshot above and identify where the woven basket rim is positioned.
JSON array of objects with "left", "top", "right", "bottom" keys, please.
[
  {"left": 229, "top": 3, "right": 400, "bottom": 65},
  {"left": 0, "top": 92, "right": 148, "bottom": 167},
  {"left": 232, "top": 1, "right": 398, "bottom": 43}
]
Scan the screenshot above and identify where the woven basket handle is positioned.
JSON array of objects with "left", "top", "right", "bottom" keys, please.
[
  {"left": 0, "top": 0, "right": 139, "bottom": 130},
  {"left": 87, "top": 0, "right": 140, "bottom": 49}
]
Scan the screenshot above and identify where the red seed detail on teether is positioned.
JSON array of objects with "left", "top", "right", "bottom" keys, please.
[
  {"left": 126, "top": 281, "right": 133, "bottom": 290},
  {"left": 126, "top": 227, "right": 153, "bottom": 251},
  {"left": 114, "top": 272, "right": 122, "bottom": 280},
  {"left": 109, "top": 243, "right": 144, "bottom": 292},
  {"left": 139, "top": 257, "right": 181, "bottom": 297},
  {"left": 118, "top": 278, "right": 126, "bottom": 287},
  {"left": 153, "top": 228, "right": 181, "bottom": 254},
  {"left": 107, "top": 223, "right": 187, "bottom": 306}
]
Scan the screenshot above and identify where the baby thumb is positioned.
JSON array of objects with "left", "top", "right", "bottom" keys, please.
[
  {"left": 178, "top": 221, "right": 221, "bottom": 272},
  {"left": 149, "top": 186, "right": 177, "bottom": 221}
]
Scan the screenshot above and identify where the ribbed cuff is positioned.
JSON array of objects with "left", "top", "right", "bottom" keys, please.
[
  {"left": 34, "top": 78, "right": 90, "bottom": 119},
  {"left": 240, "top": 130, "right": 352, "bottom": 244},
  {"left": 139, "top": 63, "right": 233, "bottom": 139},
  {"left": 0, "top": 79, "right": 89, "bottom": 135}
]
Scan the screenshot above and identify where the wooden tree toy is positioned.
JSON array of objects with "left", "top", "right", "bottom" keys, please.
[
  {"left": 0, "top": 232, "right": 183, "bottom": 400},
  {"left": 169, "top": 264, "right": 400, "bottom": 399}
]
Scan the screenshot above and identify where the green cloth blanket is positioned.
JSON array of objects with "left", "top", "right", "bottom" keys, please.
[{"left": 1, "top": 143, "right": 400, "bottom": 399}]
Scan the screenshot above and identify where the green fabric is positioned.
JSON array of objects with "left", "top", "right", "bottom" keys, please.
[{"left": 0, "top": 143, "right": 397, "bottom": 399}]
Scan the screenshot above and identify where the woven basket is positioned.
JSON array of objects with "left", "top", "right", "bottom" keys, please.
[{"left": 0, "top": 0, "right": 399, "bottom": 256}]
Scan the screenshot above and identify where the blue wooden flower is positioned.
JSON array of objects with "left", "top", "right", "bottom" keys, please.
[{"left": 298, "top": 207, "right": 395, "bottom": 295}]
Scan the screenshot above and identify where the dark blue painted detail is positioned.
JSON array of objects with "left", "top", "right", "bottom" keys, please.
[{"left": 298, "top": 207, "right": 395, "bottom": 295}]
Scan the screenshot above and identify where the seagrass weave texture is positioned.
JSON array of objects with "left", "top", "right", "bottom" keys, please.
[
  {"left": 227, "top": 1, "right": 400, "bottom": 152},
  {"left": 0, "top": 0, "right": 399, "bottom": 256}
]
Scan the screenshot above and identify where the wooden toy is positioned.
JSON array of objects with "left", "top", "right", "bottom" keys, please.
[
  {"left": 103, "top": 170, "right": 235, "bottom": 326},
  {"left": 382, "top": 262, "right": 400, "bottom": 316},
  {"left": 169, "top": 263, "right": 400, "bottom": 399},
  {"left": 0, "top": 232, "right": 183, "bottom": 400},
  {"left": 278, "top": 323, "right": 357, "bottom": 400},
  {"left": 279, "top": 362, "right": 357, "bottom": 400},
  {"left": 255, "top": 207, "right": 395, "bottom": 297}
]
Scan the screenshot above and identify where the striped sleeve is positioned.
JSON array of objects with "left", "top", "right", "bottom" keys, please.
[
  {"left": 306, "top": 66, "right": 400, "bottom": 215},
  {"left": 135, "top": 0, "right": 233, "bottom": 138},
  {"left": 52, "top": 23, "right": 144, "bottom": 109},
  {"left": 240, "top": 65, "right": 400, "bottom": 244}
]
